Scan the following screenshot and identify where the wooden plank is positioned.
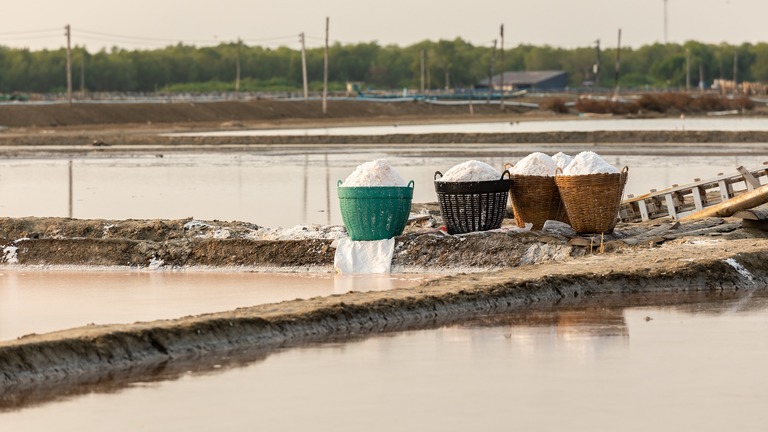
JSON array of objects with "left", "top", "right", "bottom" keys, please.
[
  {"left": 718, "top": 179, "right": 732, "bottom": 201},
  {"left": 664, "top": 194, "right": 678, "bottom": 219},
  {"left": 638, "top": 200, "right": 650, "bottom": 222},
  {"left": 737, "top": 165, "right": 761, "bottom": 190},
  {"left": 692, "top": 186, "right": 705, "bottom": 210}
]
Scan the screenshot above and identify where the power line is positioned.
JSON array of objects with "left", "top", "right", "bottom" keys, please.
[{"left": 0, "top": 28, "right": 61, "bottom": 36}]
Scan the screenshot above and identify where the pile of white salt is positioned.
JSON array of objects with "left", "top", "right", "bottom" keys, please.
[
  {"left": 437, "top": 160, "right": 501, "bottom": 182},
  {"left": 341, "top": 159, "right": 408, "bottom": 186},
  {"left": 509, "top": 152, "right": 558, "bottom": 176},
  {"left": 551, "top": 152, "right": 573, "bottom": 170},
  {"left": 562, "top": 151, "right": 620, "bottom": 175}
]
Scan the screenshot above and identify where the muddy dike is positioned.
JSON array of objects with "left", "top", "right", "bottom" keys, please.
[
  {"left": 0, "top": 236, "right": 766, "bottom": 408},
  {"left": 6, "top": 130, "right": 768, "bottom": 149}
]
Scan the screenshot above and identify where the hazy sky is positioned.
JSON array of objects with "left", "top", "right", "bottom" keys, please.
[{"left": 2, "top": 0, "right": 765, "bottom": 51}]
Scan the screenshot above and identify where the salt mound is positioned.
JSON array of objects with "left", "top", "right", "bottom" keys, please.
[
  {"left": 437, "top": 160, "right": 501, "bottom": 182},
  {"left": 510, "top": 152, "right": 558, "bottom": 176},
  {"left": 551, "top": 152, "right": 573, "bottom": 170},
  {"left": 341, "top": 159, "right": 407, "bottom": 186},
  {"left": 562, "top": 151, "right": 620, "bottom": 175}
]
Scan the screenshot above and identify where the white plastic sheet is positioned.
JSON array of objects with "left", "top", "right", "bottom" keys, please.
[{"left": 333, "top": 238, "right": 395, "bottom": 274}]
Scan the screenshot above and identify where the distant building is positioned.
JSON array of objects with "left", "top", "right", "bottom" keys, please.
[{"left": 476, "top": 70, "right": 568, "bottom": 91}]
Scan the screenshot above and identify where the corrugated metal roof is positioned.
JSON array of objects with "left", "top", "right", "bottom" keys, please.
[{"left": 478, "top": 70, "right": 567, "bottom": 86}]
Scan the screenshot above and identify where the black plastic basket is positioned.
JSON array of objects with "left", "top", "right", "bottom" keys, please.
[{"left": 434, "top": 170, "right": 512, "bottom": 235}]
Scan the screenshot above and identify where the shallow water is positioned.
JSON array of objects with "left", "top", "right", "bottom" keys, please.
[
  {"left": 0, "top": 270, "right": 434, "bottom": 341},
  {"left": 2, "top": 293, "right": 766, "bottom": 431},
  {"left": 168, "top": 117, "right": 768, "bottom": 136},
  {"left": 0, "top": 150, "right": 764, "bottom": 228}
]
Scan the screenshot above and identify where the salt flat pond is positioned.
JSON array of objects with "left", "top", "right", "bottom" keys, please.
[
  {"left": 0, "top": 270, "right": 434, "bottom": 341},
  {"left": 167, "top": 117, "right": 768, "bottom": 136},
  {"left": 2, "top": 292, "right": 766, "bottom": 431},
  {"left": 0, "top": 148, "right": 763, "bottom": 228}
]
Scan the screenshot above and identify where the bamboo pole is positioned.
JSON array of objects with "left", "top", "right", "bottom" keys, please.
[{"left": 680, "top": 184, "right": 768, "bottom": 221}]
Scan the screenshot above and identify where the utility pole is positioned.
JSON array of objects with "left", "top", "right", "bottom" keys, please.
[
  {"left": 235, "top": 37, "right": 241, "bottom": 99},
  {"left": 685, "top": 47, "right": 690, "bottom": 92},
  {"left": 300, "top": 32, "right": 309, "bottom": 100},
  {"left": 420, "top": 49, "right": 425, "bottom": 94},
  {"left": 65, "top": 24, "right": 72, "bottom": 106},
  {"left": 664, "top": 0, "right": 669, "bottom": 44},
  {"left": 322, "top": 17, "right": 329, "bottom": 114},
  {"left": 594, "top": 39, "right": 601, "bottom": 88},
  {"left": 613, "top": 29, "right": 622, "bottom": 98},
  {"left": 500, "top": 24, "right": 505, "bottom": 110},
  {"left": 80, "top": 53, "right": 85, "bottom": 98},
  {"left": 699, "top": 63, "right": 704, "bottom": 93},
  {"left": 487, "top": 39, "right": 497, "bottom": 103},
  {"left": 733, "top": 51, "right": 738, "bottom": 94}
]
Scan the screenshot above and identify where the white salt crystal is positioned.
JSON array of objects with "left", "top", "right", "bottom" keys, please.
[
  {"left": 509, "top": 152, "right": 558, "bottom": 176},
  {"left": 437, "top": 160, "right": 501, "bottom": 182},
  {"left": 551, "top": 152, "right": 573, "bottom": 170},
  {"left": 342, "top": 159, "right": 407, "bottom": 187},
  {"left": 562, "top": 151, "right": 620, "bottom": 175}
]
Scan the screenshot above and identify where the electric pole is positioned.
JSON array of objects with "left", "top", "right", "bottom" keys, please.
[
  {"left": 65, "top": 24, "right": 72, "bottom": 106},
  {"left": 500, "top": 24, "right": 505, "bottom": 110},
  {"left": 420, "top": 49, "right": 425, "bottom": 94},
  {"left": 323, "top": 17, "right": 329, "bottom": 114},
  {"left": 685, "top": 47, "right": 690, "bottom": 92},
  {"left": 300, "top": 32, "right": 308, "bottom": 100},
  {"left": 594, "top": 39, "right": 601, "bottom": 88},
  {"left": 235, "top": 37, "right": 241, "bottom": 99},
  {"left": 733, "top": 51, "right": 738, "bottom": 94},
  {"left": 488, "top": 39, "right": 497, "bottom": 103},
  {"left": 614, "top": 29, "right": 622, "bottom": 98},
  {"left": 80, "top": 54, "right": 85, "bottom": 98}
]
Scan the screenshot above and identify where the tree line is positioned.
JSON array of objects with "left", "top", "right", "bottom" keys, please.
[{"left": 1, "top": 38, "right": 767, "bottom": 94}]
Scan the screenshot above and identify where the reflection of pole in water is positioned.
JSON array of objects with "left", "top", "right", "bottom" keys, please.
[
  {"left": 68, "top": 160, "right": 73, "bottom": 218},
  {"left": 325, "top": 154, "right": 331, "bottom": 225},
  {"left": 303, "top": 154, "right": 309, "bottom": 223}
]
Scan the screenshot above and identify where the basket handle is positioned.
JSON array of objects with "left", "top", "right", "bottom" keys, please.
[
  {"left": 407, "top": 180, "right": 415, "bottom": 188},
  {"left": 337, "top": 180, "right": 343, "bottom": 187},
  {"left": 621, "top": 166, "right": 629, "bottom": 174},
  {"left": 434, "top": 171, "right": 443, "bottom": 180},
  {"left": 500, "top": 169, "right": 511, "bottom": 180},
  {"left": 503, "top": 162, "right": 514, "bottom": 171},
  {"left": 555, "top": 167, "right": 564, "bottom": 176}
]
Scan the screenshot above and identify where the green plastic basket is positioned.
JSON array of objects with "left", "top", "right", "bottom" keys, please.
[{"left": 337, "top": 180, "right": 415, "bottom": 241}]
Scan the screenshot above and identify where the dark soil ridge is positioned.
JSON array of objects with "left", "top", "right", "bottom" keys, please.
[
  {"left": 5, "top": 130, "right": 768, "bottom": 148},
  {"left": 1, "top": 240, "right": 766, "bottom": 406}
]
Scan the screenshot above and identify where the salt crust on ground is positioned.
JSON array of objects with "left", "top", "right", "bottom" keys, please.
[
  {"left": 562, "top": 151, "right": 620, "bottom": 175},
  {"left": 509, "top": 152, "right": 558, "bottom": 176},
  {"left": 437, "top": 160, "right": 501, "bottom": 182},
  {"left": 341, "top": 159, "right": 407, "bottom": 187}
]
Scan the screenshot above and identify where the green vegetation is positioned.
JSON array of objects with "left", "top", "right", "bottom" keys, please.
[{"left": 0, "top": 39, "right": 766, "bottom": 93}]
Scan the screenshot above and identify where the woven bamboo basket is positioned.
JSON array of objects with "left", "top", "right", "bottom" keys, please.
[
  {"left": 505, "top": 163, "right": 568, "bottom": 230},
  {"left": 554, "top": 166, "right": 629, "bottom": 234}
]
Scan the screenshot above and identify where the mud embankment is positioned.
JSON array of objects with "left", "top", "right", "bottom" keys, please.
[{"left": 1, "top": 237, "right": 767, "bottom": 407}]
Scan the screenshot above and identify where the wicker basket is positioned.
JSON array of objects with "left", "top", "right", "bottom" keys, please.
[
  {"left": 554, "top": 166, "right": 629, "bottom": 234},
  {"left": 506, "top": 169, "right": 569, "bottom": 230},
  {"left": 434, "top": 171, "right": 512, "bottom": 235}
]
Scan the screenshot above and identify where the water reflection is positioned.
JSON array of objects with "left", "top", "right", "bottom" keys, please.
[{"left": 2, "top": 290, "right": 766, "bottom": 426}]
